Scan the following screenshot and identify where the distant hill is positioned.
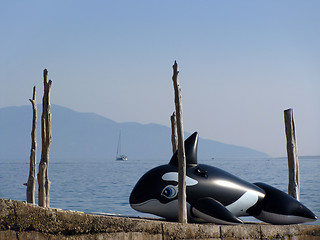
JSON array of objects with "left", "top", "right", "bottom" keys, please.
[{"left": 0, "top": 105, "right": 268, "bottom": 161}]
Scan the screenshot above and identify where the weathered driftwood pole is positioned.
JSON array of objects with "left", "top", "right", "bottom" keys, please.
[
  {"left": 170, "top": 111, "right": 178, "bottom": 154},
  {"left": 172, "top": 61, "right": 187, "bottom": 223},
  {"left": 38, "top": 69, "right": 52, "bottom": 207},
  {"left": 284, "top": 108, "right": 300, "bottom": 201},
  {"left": 26, "top": 86, "right": 37, "bottom": 204}
]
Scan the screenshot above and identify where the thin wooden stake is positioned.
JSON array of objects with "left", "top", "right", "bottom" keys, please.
[
  {"left": 170, "top": 112, "right": 178, "bottom": 154},
  {"left": 38, "top": 69, "right": 52, "bottom": 207},
  {"left": 26, "top": 86, "right": 37, "bottom": 204},
  {"left": 172, "top": 61, "right": 187, "bottom": 224},
  {"left": 284, "top": 108, "right": 300, "bottom": 201}
]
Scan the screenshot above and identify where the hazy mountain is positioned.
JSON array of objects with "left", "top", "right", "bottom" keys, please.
[{"left": 0, "top": 105, "right": 268, "bottom": 161}]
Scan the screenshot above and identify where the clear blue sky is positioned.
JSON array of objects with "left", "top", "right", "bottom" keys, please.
[{"left": 1, "top": 1, "right": 319, "bottom": 157}]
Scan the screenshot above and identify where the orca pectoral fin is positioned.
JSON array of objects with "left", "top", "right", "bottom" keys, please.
[{"left": 191, "top": 198, "right": 243, "bottom": 225}]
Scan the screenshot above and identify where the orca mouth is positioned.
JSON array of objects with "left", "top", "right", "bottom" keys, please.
[
  {"left": 130, "top": 199, "right": 169, "bottom": 217},
  {"left": 130, "top": 199, "right": 158, "bottom": 210},
  {"left": 129, "top": 187, "right": 153, "bottom": 205}
]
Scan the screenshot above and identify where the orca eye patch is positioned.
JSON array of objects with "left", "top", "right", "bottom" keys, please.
[{"left": 161, "top": 185, "right": 178, "bottom": 199}]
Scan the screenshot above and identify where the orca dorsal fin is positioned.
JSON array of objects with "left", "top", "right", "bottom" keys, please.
[{"left": 169, "top": 132, "right": 199, "bottom": 166}]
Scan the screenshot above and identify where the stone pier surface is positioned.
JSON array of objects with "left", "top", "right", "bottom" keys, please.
[{"left": 0, "top": 199, "right": 319, "bottom": 239}]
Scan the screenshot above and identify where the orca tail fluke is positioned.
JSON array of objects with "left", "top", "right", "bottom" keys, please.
[{"left": 253, "top": 182, "right": 317, "bottom": 224}]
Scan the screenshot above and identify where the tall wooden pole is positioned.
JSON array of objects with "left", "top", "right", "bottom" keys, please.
[
  {"left": 284, "top": 108, "right": 300, "bottom": 201},
  {"left": 38, "top": 69, "right": 52, "bottom": 207},
  {"left": 26, "top": 86, "right": 37, "bottom": 204},
  {"left": 172, "top": 61, "right": 187, "bottom": 223},
  {"left": 170, "top": 111, "right": 178, "bottom": 154}
]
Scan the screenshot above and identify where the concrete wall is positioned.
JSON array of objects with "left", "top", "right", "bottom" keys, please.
[{"left": 0, "top": 199, "right": 319, "bottom": 239}]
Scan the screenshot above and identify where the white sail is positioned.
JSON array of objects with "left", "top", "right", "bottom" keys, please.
[{"left": 116, "top": 131, "right": 128, "bottom": 161}]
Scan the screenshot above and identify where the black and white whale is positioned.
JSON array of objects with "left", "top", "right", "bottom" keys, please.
[{"left": 129, "top": 132, "right": 317, "bottom": 224}]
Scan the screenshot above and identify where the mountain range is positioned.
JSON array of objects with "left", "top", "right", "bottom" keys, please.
[{"left": 0, "top": 105, "right": 268, "bottom": 161}]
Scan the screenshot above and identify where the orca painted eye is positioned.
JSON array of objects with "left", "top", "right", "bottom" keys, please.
[{"left": 161, "top": 185, "right": 178, "bottom": 199}]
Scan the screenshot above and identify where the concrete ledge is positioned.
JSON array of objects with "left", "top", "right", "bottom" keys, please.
[{"left": 0, "top": 199, "right": 319, "bottom": 239}]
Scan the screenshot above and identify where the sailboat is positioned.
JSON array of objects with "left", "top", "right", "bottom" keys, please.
[{"left": 116, "top": 131, "right": 128, "bottom": 161}]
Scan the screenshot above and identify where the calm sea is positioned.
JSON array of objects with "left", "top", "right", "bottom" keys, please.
[{"left": 0, "top": 156, "right": 319, "bottom": 224}]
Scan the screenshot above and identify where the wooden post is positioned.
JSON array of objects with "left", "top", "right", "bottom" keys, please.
[
  {"left": 170, "top": 112, "right": 178, "bottom": 154},
  {"left": 26, "top": 86, "right": 37, "bottom": 204},
  {"left": 284, "top": 108, "right": 300, "bottom": 201},
  {"left": 172, "top": 61, "right": 187, "bottom": 224},
  {"left": 38, "top": 69, "right": 52, "bottom": 207}
]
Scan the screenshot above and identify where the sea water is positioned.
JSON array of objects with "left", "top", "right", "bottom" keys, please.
[{"left": 0, "top": 156, "right": 319, "bottom": 224}]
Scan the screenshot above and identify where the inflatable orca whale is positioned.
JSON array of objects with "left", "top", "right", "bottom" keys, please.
[{"left": 130, "top": 132, "right": 317, "bottom": 224}]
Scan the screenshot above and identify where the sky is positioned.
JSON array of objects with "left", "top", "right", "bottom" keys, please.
[{"left": 1, "top": 1, "right": 319, "bottom": 157}]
